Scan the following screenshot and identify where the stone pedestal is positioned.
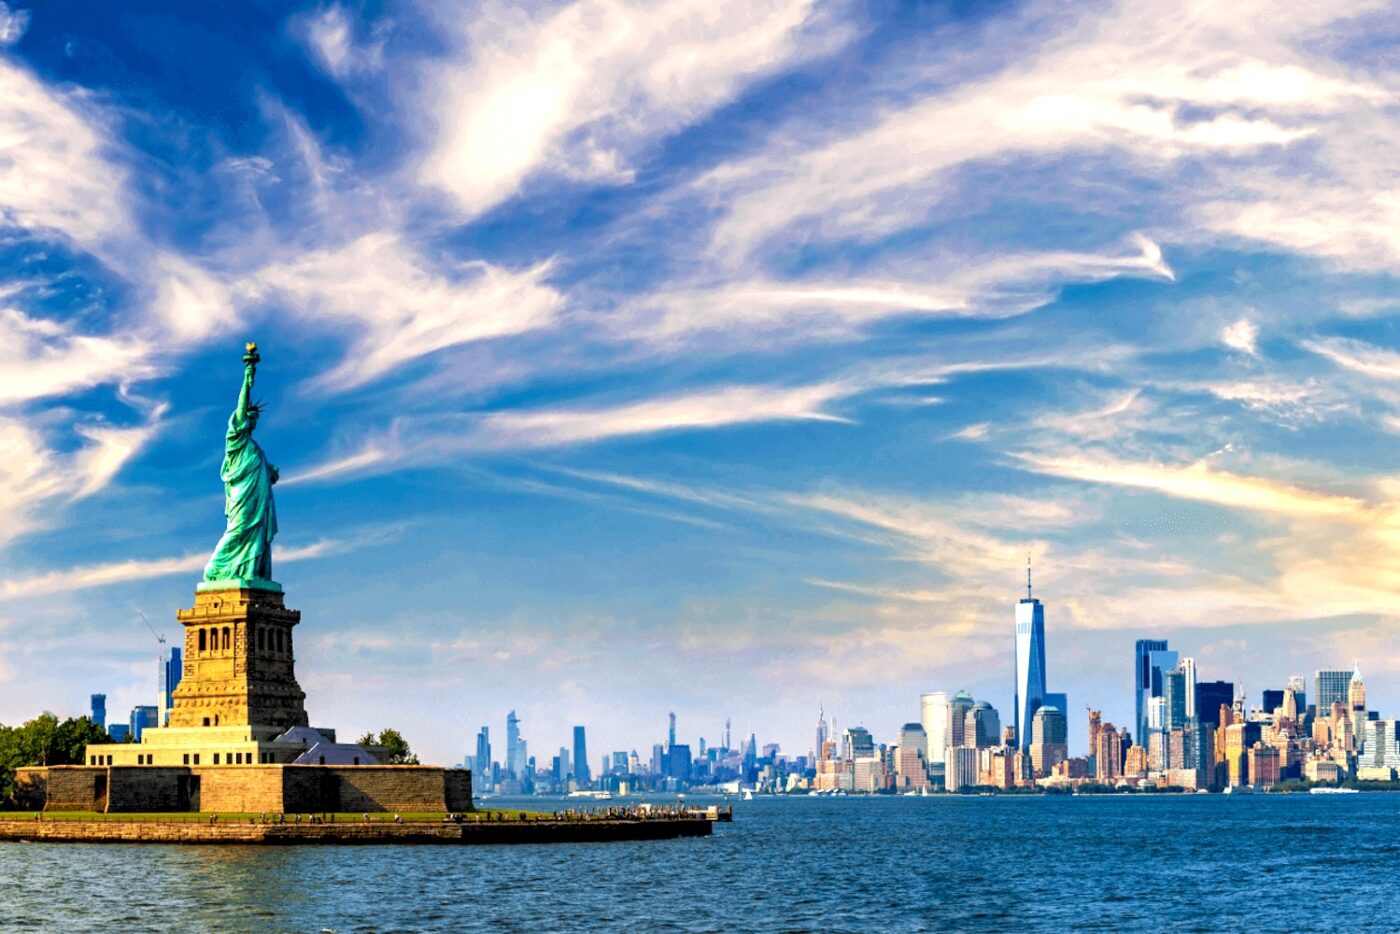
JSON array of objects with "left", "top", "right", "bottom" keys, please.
[{"left": 168, "top": 585, "right": 309, "bottom": 731}]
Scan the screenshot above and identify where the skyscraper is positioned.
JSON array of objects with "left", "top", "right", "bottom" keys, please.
[
  {"left": 1095, "top": 721, "right": 1122, "bottom": 782},
  {"left": 668, "top": 711, "right": 677, "bottom": 750},
  {"left": 90, "top": 694, "right": 106, "bottom": 729},
  {"left": 1135, "top": 639, "right": 1178, "bottom": 747},
  {"left": 1029, "top": 706, "right": 1068, "bottom": 776},
  {"left": 1164, "top": 665, "right": 1190, "bottom": 731},
  {"left": 159, "top": 646, "right": 183, "bottom": 726},
  {"left": 474, "top": 726, "right": 491, "bottom": 781},
  {"left": 895, "top": 723, "right": 929, "bottom": 790},
  {"left": 1196, "top": 681, "right": 1234, "bottom": 727},
  {"left": 1179, "top": 657, "right": 1197, "bottom": 720},
  {"left": 129, "top": 705, "right": 158, "bottom": 742},
  {"left": 920, "top": 692, "right": 948, "bottom": 767},
  {"left": 949, "top": 691, "right": 974, "bottom": 748},
  {"left": 1044, "top": 692, "right": 1068, "bottom": 742},
  {"left": 1315, "top": 669, "right": 1351, "bottom": 714},
  {"left": 573, "top": 725, "right": 590, "bottom": 785},
  {"left": 843, "top": 726, "right": 874, "bottom": 759},
  {"left": 964, "top": 701, "right": 1001, "bottom": 748},
  {"left": 1014, "top": 560, "right": 1047, "bottom": 750},
  {"left": 815, "top": 705, "right": 829, "bottom": 760},
  {"left": 505, "top": 710, "right": 526, "bottom": 779},
  {"left": 1286, "top": 674, "right": 1306, "bottom": 713},
  {"left": 1350, "top": 664, "right": 1367, "bottom": 743}
]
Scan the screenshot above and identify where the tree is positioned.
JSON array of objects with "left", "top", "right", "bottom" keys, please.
[
  {"left": 357, "top": 728, "right": 419, "bottom": 765},
  {"left": 0, "top": 714, "right": 110, "bottom": 806}
]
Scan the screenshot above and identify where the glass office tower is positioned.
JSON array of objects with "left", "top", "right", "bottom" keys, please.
[
  {"left": 1014, "top": 571, "right": 1047, "bottom": 751},
  {"left": 1135, "top": 639, "right": 1178, "bottom": 748}
]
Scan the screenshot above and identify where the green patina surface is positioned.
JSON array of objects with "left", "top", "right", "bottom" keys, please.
[
  {"left": 203, "top": 344, "right": 280, "bottom": 585},
  {"left": 196, "top": 578, "right": 283, "bottom": 593}
]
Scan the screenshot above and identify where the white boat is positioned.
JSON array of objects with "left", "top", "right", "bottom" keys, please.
[
  {"left": 1309, "top": 787, "right": 1358, "bottom": 794},
  {"left": 742, "top": 789, "right": 755, "bottom": 800}
]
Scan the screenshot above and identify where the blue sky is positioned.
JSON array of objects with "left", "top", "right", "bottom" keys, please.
[{"left": 0, "top": 0, "right": 1398, "bottom": 765}]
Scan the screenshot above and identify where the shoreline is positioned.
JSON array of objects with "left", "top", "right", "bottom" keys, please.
[{"left": 0, "top": 815, "right": 714, "bottom": 845}]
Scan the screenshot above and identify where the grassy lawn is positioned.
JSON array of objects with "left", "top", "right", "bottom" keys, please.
[{"left": 0, "top": 809, "right": 539, "bottom": 822}]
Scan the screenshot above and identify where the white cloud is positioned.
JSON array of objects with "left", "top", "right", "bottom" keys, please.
[
  {"left": 478, "top": 381, "right": 854, "bottom": 448},
  {"left": 1014, "top": 451, "right": 1369, "bottom": 520},
  {"left": 0, "top": 535, "right": 366, "bottom": 603},
  {"left": 0, "top": 60, "right": 128, "bottom": 246},
  {"left": 946, "top": 422, "right": 990, "bottom": 442},
  {"left": 620, "top": 235, "right": 1172, "bottom": 342},
  {"left": 302, "top": 5, "right": 385, "bottom": 78},
  {"left": 0, "top": 2, "right": 30, "bottom": 46},
  {"left": 1303, "top": 336, "right": 1400, "bottom": 382},
  {"left": 293, "top": 379, "right": 859, "bottom": 482},
  {"left": 419, "top": 0, "right": 847, "bottom": 217},
  {"left": 0, "top": 411, "right": 162, "bottom": 547},
  {"left": 695, "top": 0, "right": 1389, "bottom": 265},
  {"left": 1220, "top": 318, "right": 1259, "bottom": 355},
  {"left": 0, "top": 307, "right": 152, "bottom": 405},
  {"left": 248, "top": 233, "right": 565, "bottom": 390}
]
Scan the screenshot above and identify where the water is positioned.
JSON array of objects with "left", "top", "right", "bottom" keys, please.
[{"left": 2, "top": 793, "right": 1396, "bottom": 932}]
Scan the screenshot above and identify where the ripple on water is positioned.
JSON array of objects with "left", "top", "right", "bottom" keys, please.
[{"left": 4, "top": 795, "right": 1400, "bottom": 932}]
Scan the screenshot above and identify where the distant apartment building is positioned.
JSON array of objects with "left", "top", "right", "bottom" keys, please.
[
  {"left": 853, "top": 756, "right": 887, "bottom": 793},
  {"left": 945, "top": 746, "right": 979, "bottom": 792},
  {"left": 1095, "top": 722, "right": 1122, "bottom": 782},
  {"left": 1247, "top": 743, "right": 1281, "bottom": 789},
  {"left": 1029, "top": 706, "right": 1068, "bottom": 776}
]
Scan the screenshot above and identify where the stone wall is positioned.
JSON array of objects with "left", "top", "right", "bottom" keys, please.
[
  {"left": 15, "top": 767, "right": 105, "bottom": 811},
  {"left": 444, "top": 769, "right": 473, "bottom": 811},
  {"left": 108, "top": 767, "right": 190, "bottom": 812},
  {"left": 13, "top": 764, "right": 473, "bottom": 814},
  {"left": 191, "top": 766, "right": 287, "bottom": 813},
  {"left": 0, "top": 815, "right": 712, "bottom": 845},
  {"left": 321, "top": 766, "right": 462, "bottom": 812}
]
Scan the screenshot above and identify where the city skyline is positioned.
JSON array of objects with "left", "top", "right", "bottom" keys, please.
[{"left": 1, "top": 2, "right": 1399, "bottom": 767}]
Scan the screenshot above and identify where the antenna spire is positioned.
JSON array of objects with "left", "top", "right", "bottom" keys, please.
[{"left": 1026, "top": 553, "right": 1033, "bottom": 599}]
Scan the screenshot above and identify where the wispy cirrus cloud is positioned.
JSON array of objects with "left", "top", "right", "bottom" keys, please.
[
  {"left": 0, "top": 408, "right": 165, "bottom": 547},
  {"left": 619, "top": 235, "right": 1173, "bottom": 342},
  {"left": 478, "top": 381, "right": 853, "bottom": 447},
  {"left": 292, "top": 379, "right": 857, "bottom": 483},
  {"left": 694, "top": 0, "right": 1391, "bottom": 270},
  {"left": 419, "top": 0, "right": 852, "bottom": 218},
  {"left": 247, "top": 233, "right": 565, "bottom": 390},
  {"left": 1013, "top": 451, "right": 1370, "bottom": 520},
  {"left": 300, "top": 4, "right": 386, "bottom": 78},
  {"left": 0, "top": 3, "right": 29, "bottom": 46},
  {"left": 0, "top": 530, "right": 401, "bottom": 603},
  {"left": 1303, "top": 336, "right": 1400, "bottom": 382}
]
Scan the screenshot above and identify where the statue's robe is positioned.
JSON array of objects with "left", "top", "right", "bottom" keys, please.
[{"left": 203, "top": 408, "right": 277, "bottom": 581}]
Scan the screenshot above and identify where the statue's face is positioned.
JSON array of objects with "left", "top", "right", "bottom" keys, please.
[{"left": 248, "top": 409, "right": 260, "bottom": 428}]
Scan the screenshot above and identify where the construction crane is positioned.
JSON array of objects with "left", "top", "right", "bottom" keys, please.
[
  {"left": 138, "top": 611, "right": 169, "bottom": 726},
  {"left": 138, "top": 610, "right": 165, "bottom": 652}
]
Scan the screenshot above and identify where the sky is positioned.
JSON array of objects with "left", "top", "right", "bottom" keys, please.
[{"left": 0, "top": 0, "right": 1398, "bottom": 766}]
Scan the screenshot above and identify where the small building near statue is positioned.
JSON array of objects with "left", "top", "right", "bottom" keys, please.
[{"left": 16, "top": 344, "right": 471, "bottom": 814}]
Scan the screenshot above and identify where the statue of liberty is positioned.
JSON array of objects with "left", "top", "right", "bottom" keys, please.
[{"left": 203, "top": 342, "right": 280, "bottom": 586}]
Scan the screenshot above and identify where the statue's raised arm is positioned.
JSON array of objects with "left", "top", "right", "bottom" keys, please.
[{"left": 203, "top": 342, "right": 280, "bottom": 588}]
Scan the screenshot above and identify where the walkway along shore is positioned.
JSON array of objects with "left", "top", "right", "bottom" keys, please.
[{"left": 0, "top": 811, "right": 723, "bottom": 845}]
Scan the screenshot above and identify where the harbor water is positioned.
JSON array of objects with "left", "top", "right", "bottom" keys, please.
[{"left": 2, "top": 793, "right": 1395, "bottom": 932}]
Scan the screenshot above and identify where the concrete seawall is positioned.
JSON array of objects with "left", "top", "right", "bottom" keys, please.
[{"left": 0, "top": 817, "right": 713, "bottom": 845}]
